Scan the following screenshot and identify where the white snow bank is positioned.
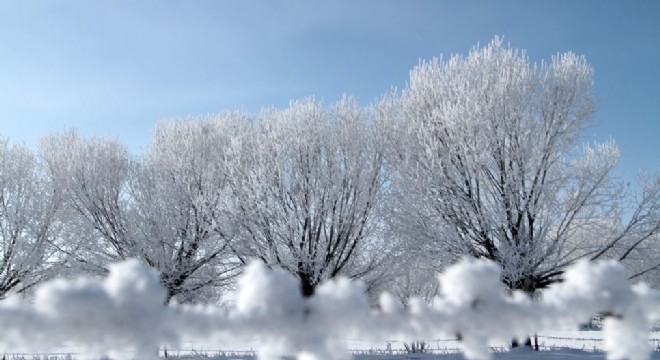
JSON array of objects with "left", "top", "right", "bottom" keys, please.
[{"left": 1, "top": 258, "right": 659, "bottom": 360}]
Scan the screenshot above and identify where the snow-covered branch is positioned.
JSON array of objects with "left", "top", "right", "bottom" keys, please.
[{"left": 1, "top": 258, "right": 659, "bottom": 360}]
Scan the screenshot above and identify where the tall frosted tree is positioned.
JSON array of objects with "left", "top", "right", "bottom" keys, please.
[
  {"left": 40, "top": 131, "right": 132, "bottom": 274},
  {"left": 385, "top": 38, "right": 660, "bottom": 292},
  {"left": 40, "top": 127, "right": 240, "bottom": 303},
  {"left": 228, "top": 98, "right": 390, "bottom": 297},
  {"left": 129, "top": 118, "right": 243, "bottom": 303},
  {"left": 0, "top": 139, "right": 63, "bottom": 298}
]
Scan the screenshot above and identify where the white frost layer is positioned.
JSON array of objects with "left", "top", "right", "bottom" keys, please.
[{"left": 1, "top": 259, "right": 659, "bottom": 360}]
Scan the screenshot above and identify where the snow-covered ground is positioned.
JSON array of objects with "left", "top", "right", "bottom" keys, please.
[
  {"left": 159, "top": 330, "right": 660, "bottom": 355},
  {"left": 2, "top": 331, "right": 659, "bottom": 360},
  {"left": 4, "top": 347, "right": 658, "bottom": 360},
  {"left": 350, "top": 348, "right": 660, "bottom": 360}
]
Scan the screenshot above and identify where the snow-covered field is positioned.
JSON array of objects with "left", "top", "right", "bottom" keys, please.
[
  {"left": 164, "top": 331, "right": 658, "bottom": 354},
  {"left": 349, "top": 348, "right": 660, "bottom": 360},
  {"left": 3, "top": 345, "right": 660, "bottom": 360},
  {"left": 16, "top": 331, "right": 652, "bottom": 360},
  {"left": 1, "top": 330, "right": 658, "bottom": 360},
  {"left": 152, "top": 332, "right": 658, "bottom": 355}
]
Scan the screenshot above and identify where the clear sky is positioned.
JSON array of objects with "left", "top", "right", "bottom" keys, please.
[{"left": 0, "top": 1, "right": 658, "bottom": 179}]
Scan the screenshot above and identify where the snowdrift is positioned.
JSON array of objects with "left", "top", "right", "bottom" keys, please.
[{"left": 1, "top": 258, "right": 659, "bottom": 360}]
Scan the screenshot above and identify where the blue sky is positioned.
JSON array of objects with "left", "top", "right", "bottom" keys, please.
[{"left": 0, "top": 1, "right": 658, "bottom": 179}]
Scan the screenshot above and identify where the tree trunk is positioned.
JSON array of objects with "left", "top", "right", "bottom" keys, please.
[
  {"left": 511, "top": 276, "right": 535, "bottom": 349},
  {"left": 511, "top": 337, "right": 533, "bottom": 348},
  {"left": 300, "top": 275, "right": 315, "bottom": 298}
]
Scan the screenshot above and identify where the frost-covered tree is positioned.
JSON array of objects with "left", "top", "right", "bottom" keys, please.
[
  {"left": 40, "top": 131, "right": 133, "bottom": 273},
  {"left": 228, "top": 98, "right": 389, "bottom": 297},
  {"left": 40, "top": 128, "right": 240, "bottom": 303},
  {"left": 129, "top": 118, "right": 243, "bottom": 303},
  {"left": 599, "top": 174, "right": 660, "bottom": 286},
  {"left": 385, "top": 38, "right": 660, "bottom": 292},
  {"left": 0, "top": 139, "right": 63, "bottom": 298},
  {"left": 389, "top": 257, "right": 439, "bottom": 307}
]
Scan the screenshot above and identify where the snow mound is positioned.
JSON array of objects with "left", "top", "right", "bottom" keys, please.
[{"left": 1, "top": 258, "right": 660, "bottom": 360}]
